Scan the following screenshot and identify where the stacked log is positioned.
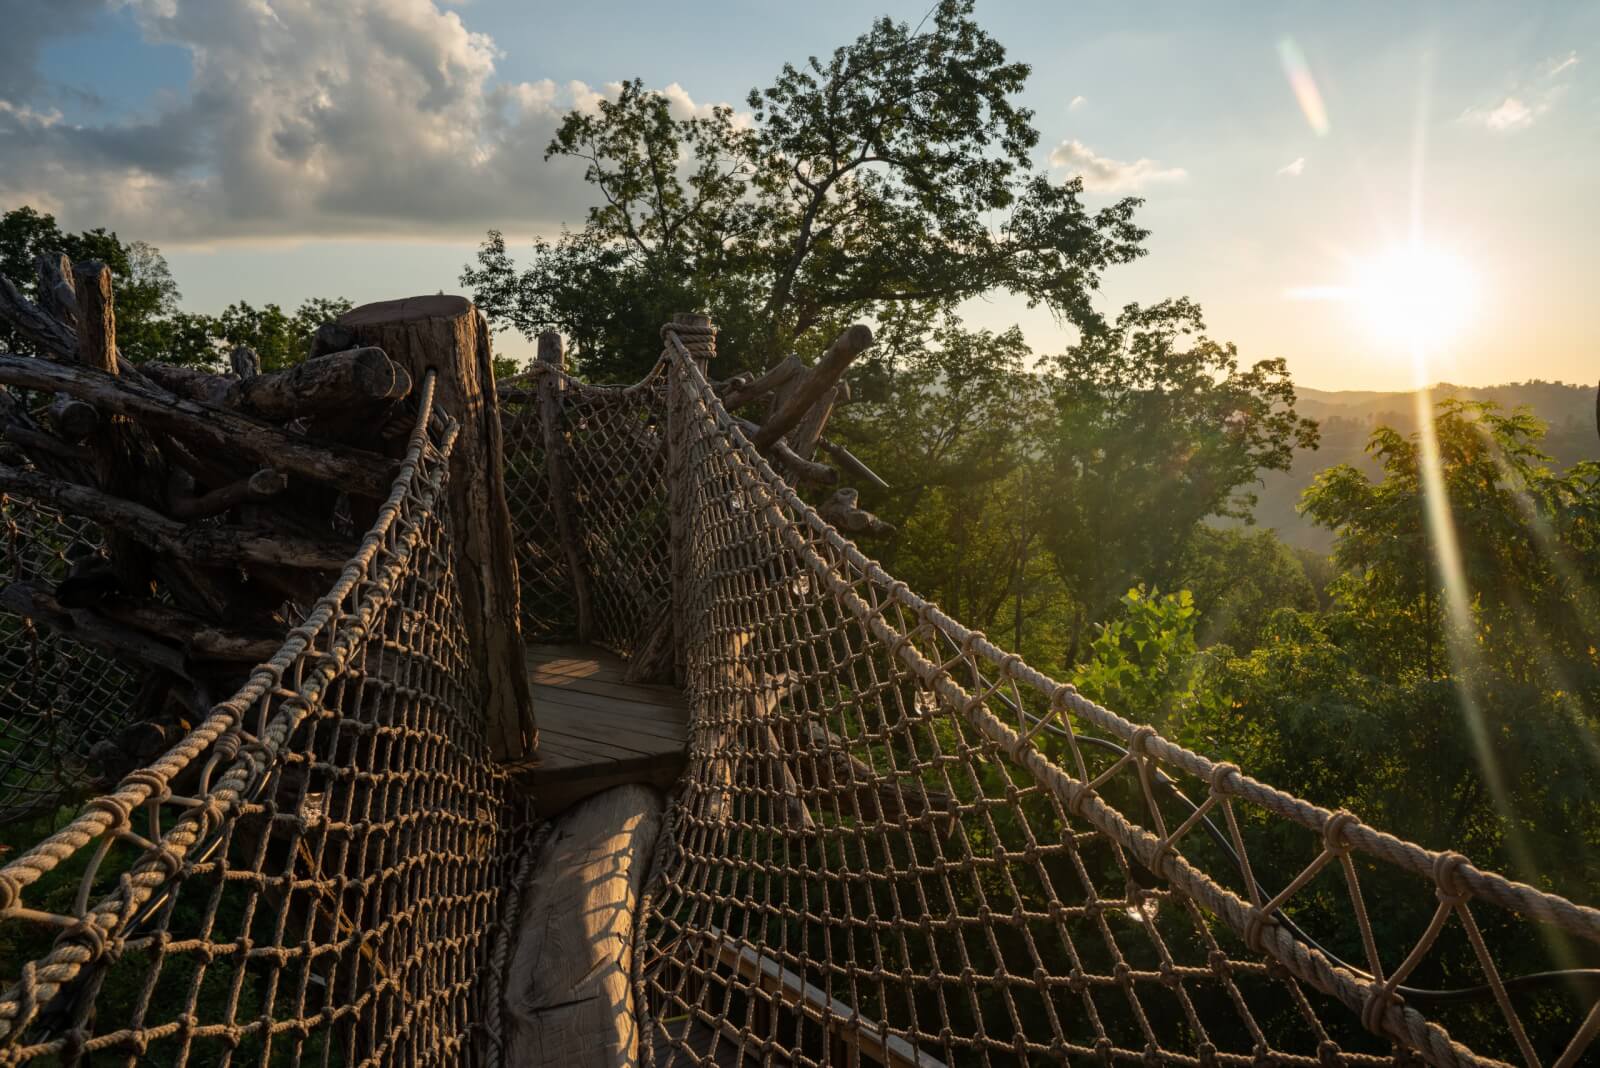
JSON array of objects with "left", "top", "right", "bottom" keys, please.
[
  {"left": 0, "top": 258, "right": 416, "bottom": 777},
  {"left": 714, "top": 322, "right": 893, "bottom": 536}
]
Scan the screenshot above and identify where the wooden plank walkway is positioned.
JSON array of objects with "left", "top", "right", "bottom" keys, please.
[{"left": 521, "top": 643, "right": 690, "bottom": 816}]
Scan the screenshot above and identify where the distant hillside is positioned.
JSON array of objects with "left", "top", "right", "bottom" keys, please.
[{"left": 1238, "top": 380, "right": 1599, "bottom": 553}]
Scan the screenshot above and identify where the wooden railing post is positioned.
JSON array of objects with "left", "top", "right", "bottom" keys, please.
[
  {"left": 537, "top": 330, "right": 594, "bottom": 641},
  {"left": 337, "top": 295, "right": 535, "bottom": 762},
  {"left": 666, "top": 313, "right": 715, "bottom": 688}
]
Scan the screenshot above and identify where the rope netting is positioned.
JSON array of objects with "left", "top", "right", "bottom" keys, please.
[
  {"left": 500, "top": 330, "right": 1600, "bottom": 1068},
  {"left": 0, "top": 373, "right": 530, "bottom": 1066},
  {"left": 0, "top": 500, "right": 138, "bottom": 820},
  {"left": 0, "top": 322, "right": 1595, "bottom": 1068}
]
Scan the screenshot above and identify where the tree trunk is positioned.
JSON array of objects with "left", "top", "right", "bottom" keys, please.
[{"left": 337, "top": 296, "right": 535, "bottom": 762}]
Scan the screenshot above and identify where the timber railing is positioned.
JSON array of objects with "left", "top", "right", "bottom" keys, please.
[{"left": 0, "top": 300, "right": 1595, "bottom": 1067}]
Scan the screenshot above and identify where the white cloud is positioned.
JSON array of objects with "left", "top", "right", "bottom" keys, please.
[
  {"left": 1048, "top": 139, "right": 1186, "bottom": 193},
  {"left": 1068, "top": 95, "right": 1087, "bottom": 111},
  {"left": 1277, "top": 156, "right": 1306, "bottom": 177},
  {"left": 1474, "top": 96, "right": 1538, "bottom": 130},
  {"left": 1461, "top": 51, "right": 1579, "bottom": 132},
  {"left": 0, "top": 0, "right": 739, "bottom": 243}
]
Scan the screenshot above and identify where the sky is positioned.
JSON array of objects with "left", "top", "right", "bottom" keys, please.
[{"left": 1, "top": 0, "right": 1595, "bottom": 391}]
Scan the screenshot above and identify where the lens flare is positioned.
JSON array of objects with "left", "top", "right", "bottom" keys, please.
[
  {"left": 1353, "top": 243, "right": 1478, "bottom": 351},
  {"left": 1277, "top": 38, "right": 1329, "bottom": 136}
]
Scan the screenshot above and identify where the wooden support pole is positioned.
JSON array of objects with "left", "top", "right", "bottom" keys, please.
[
  {"left": 537, "top": 330, "right": 594, "bottom": 641},
  {"left": 336, "top": 295, "right": 534, "bottom": 762},
  {"left": 505, "top": 783, "right": 663, "bottom": 1068}
]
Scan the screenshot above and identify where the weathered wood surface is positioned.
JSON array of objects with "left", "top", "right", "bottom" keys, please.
[
  {"left": 506, "top": 783, "right": 664, "bottom": 1068},
  {"left": 0, "top": 355, "right": 397, "bottom": 498},
  {"left": 520, "top": 644, "right": 688, "bottom": 816},
  {"left": 142, "top": 346, "right": 407, "bottom": 420},
  {"left": 338, "top": 295, "right": 534, "bottom": 761},
  {"left": 537, "top": 331, "right": 594, "bottom": 640},
  {"left": 705, "top": 929, "right": 948, "bottom": 1068}
]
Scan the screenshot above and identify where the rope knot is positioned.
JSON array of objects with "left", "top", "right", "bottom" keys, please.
[
  {"left": 1208, "top": 761, "right": 1239, "bottom": 795},
  {"left": 1322, "top": 810, "right": 1359, "bottom": 856},
  {"left": 85, "top": 793, "right": 134, "bottom": 833},
  {"left": 1129, "top": 725, "right": 1157, "bottom": 757},
  {"left": 1360, "top": 979, "right": 1402, "bottom": 1035},
  {"left": 1432, "top": 850, "right": 1472, "bottom": 904}
]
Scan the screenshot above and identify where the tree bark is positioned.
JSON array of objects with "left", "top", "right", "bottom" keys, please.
[
  {"left": 337, "top": 295, "right": 534, "bottom": 762},
  {"left": 0, "top": 355, "right": 397, "bottom": 498}
]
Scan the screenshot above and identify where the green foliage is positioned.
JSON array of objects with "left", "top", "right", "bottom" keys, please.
[
  {"left": 0, "top": 205, "right": 189, "bottom": 364},
  {"left": 2, "top": 206, "right": 355, "bottom": 371},
  {"left": 1073, "top": 586, "right": 1221, "bottom": 728},
  {"left": 1178, "top": 526, "right": 1318, "bottom": 650},
  {"left": 462, "top": 0, "right": 1147, "bottom": 379},
  {"left": 212, "top": 297, "right": 355, "bottom": 373},
  {"left": 1037, "top": 298, "right": 1319, "bottom": 661}
]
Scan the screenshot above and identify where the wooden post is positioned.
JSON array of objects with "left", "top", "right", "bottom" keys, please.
[
  {"left": 537, "top": 331, "right": 594, "bottom": 640},
  {"left": 664, "top": 313, "right": 716, "bottom": 688},
  {"left": 336, "top": 295, "right": 535, "bottom": 762}
]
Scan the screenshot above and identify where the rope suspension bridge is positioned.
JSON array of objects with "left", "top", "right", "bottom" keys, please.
[{"left": 0, "top": 275, "right": 1594, "bottom": 1068}]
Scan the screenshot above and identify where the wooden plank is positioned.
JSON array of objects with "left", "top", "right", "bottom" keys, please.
[
  {"left": 528, "top": 653, "right": 632, "bottom": 685},
  {"left": 531, "top": 668, "right": 683, "bottom": 706},
  {"left": 533, "top": 685, "right": 686, "bottom": 728},
  {"left": 507, "top": 784, "right": 663, "bottom": 1068},
  {"left": 533, "top": 692, "right": 687, "bottom": 744}
]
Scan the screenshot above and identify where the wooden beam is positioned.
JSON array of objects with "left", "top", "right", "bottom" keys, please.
[
  {"left": 144, "top": 347, "right": 408, "bottom": 420},
  {"left": 0, "top": 355, "right": 397, "bottom": 498},
  {"left": 751, "top": 324, "right": 872, "bottom": 450},
  {"left": 704, "top": 928, "right": 947, "bottom": 1068},
  {"left": 168, "top": 468, "right": 287, "bottom": 520},
  {"left": 337, "top": 295, "right": 534, "bottom": 761},
  {"left": 505, "top": 784, "right": 664, "bottom": 1068},
  {"left": 538, "top": 330, "right": 594, "bottom": 641},
  {"left": 720, "top": 353, "right": 805, "bottom": 411}
]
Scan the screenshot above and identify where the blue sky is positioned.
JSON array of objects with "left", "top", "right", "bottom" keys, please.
[{"left": 3, "top": 0, "right": 1595, "bottom": 389}]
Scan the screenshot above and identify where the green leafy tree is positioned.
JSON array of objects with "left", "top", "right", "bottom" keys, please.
[
  {"left": 213, "top": 297, "right": 355, "bottom": 372},
  {"left": 1038, "top": 299, "right": 1319, "bottom": 663},
  {"left": 1178, "top": 526, "right": 1318, "bottom": 651},
  {"left": 1073, "top": 586, "right": 1218, "bottom": 729},
  {"left": 1302, "top": 399, "right": 1600, "bottom": 681},
  {"left": 463, "top": 0, "right": 1147, "bottom": 379},
  {"left": 0, "top": 206, "right": 196, "bottom": 363}
]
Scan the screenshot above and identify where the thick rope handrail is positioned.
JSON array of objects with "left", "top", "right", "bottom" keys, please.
[
  {"left": 0, "top": 372, "right": 501, "bottom": 1056},
  {"left": 651, "top": 327, "right": 1600, "bottom": 1068},
  {"left": 660, "top": 329, "right": 1600, "bottom": 953}
]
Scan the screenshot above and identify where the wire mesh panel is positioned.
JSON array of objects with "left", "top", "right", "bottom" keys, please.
[
  {"left": 0, "top": 498, "right": 138, "bottom": 821},
  {"left": 634, "top": 336, "right": 1600, "bottom": 1068},
  {"left": 0, "top": 376, "right": 530, "bottom": 1067}
]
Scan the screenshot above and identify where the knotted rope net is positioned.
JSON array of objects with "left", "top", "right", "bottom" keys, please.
[
  {"left": 0, "top": 499, "right": 137, "bottom": 820},
  {"left": 504, "top": 329, "right": 1600, "bottom": 1068},
  {"left": 0, "top": 373, "right": 531, "bottom": 1066},
  {"left": 0, "top": 323, "right": 1595, "bottom": 1067}
]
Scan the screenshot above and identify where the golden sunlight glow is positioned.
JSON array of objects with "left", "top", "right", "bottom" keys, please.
[{"left": 1351, "top": 243, "right": 1478, "bottom": 350}]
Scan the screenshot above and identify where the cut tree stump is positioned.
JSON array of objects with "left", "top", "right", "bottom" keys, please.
[
  {"left": 505, "top": 783, "right": 663, "bottom": 1068},
  {"left": 338, "top": 295, "right": 535, "bottom": 761}
]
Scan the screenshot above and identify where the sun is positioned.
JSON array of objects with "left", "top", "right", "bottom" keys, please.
[{"left": 1351, "top": 243, "right": 1479, "bottom": 351}]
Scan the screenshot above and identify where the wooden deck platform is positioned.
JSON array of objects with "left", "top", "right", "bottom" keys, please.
[{"left": 520, "top": 643, "right": 690, "bottom": 816}]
